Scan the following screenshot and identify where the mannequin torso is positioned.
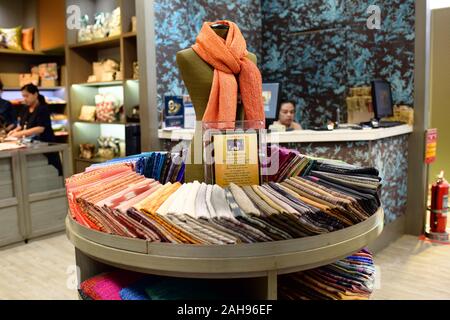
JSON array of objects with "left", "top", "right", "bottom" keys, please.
[
  {"left": 176, "top": 27, "right": 258, "bottom": 182},
  {"left": 176, "top": 49, "right": 257, "bottom": 121}
]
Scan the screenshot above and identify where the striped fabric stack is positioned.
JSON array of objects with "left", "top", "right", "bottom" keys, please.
[
  {"left": 77, "top": 249, "right": 375, "bottom": 300},
  {"left": 66, "top": 152, "right": 382, "bottom": 243},
  {"left": 86, "top": 151, "right": 186, "bottom": 183},
  {"left": 279, "top": 249, "right": 376, "bottom": 300},
  {"left": 78, "top": 272, "right": 242, "bottom": 300}
]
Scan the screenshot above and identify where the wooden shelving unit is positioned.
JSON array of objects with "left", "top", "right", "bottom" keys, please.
[
  {"left": 74, "top": 120, "right": 127, "bottom": 125},
  {"left": 0, "top": 47, "right": 66, "bottom": 57},
  {"left": 69, "top": 35, "right": 121, "bottom": 50},
  {"left": 0, "top": 0, "right": 68, "bottom": 144},
  {"left": 0, "top": 48, "right": 46, "bottom": 56},
  {"left": 75, "top": 156, "right": 120, "bottom": 163},
  {"left": 55, "top": 132, "right": 69, "bottom": 137},
  {"left": 72, "top": 80, "right": 123, "bottom": 87},
  {"left": 65, "top": 0, "right": 141, "bottom": 173},
  {"left": 4, "top": 86, "right": 66, "bottom": 91},
  {"left": 122, "top": 32, "right": 137, "bottom": 39}
]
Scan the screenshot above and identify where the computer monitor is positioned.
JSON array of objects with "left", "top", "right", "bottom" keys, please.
[
  {"left": 371, "top": 80, "right": 394, "bottom": 120},
  {"left": 262, "top": 83, "right": 281, "bottom": 127}
]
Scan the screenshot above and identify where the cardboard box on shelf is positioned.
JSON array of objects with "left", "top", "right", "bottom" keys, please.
[
  {"left": 41, "top": 79, "right": 58, "bottom": 88},
  {"left": 38, "top": 63, "right": 58, "bottom": 80},
  {"left": 87, "top": 75, "right": 97, "bottom": 83},
  {"left": 93, "top": 62, "right": 103, "bottom": 82},
  {"left": 115, "top": 70, "right": 123, "bottom": 81},
  {"left": 92, "top": 59, "right": 120, "bottom": 82},
  {"left": 0, "top": 73, "right": 20, "bottom": 87},
  {"left": 382, "top": 105, "right": 414, "bottom": 125},
  {"left": 101, "top": 71, "right": 116, "bottom": 82},
  {"left": 346, "top": 86, "right": 374, "bottom": 124},
  {"left": 19, "top": 73, "right": 39, "bottom": 87}
]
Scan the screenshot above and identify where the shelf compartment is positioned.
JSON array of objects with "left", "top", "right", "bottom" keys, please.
[
  {"left": 54, "top": 132, "right": 69, "bottom": 137},
  {"left": 0, "top": 48, "right": 45, "bottom": 56},
  {"left": 72, "top": 81, "right": 123, "bottom": 87},
  {"left": 74, "top": 120, "right": 126, "bottom": 125},
  {"left": 122, "top": 32, "right": 137, "bottom": 39},
  {"left": 69, "top": 35, "right": 121, "bottom": 50},
  {"left": 4, "top": 86, "right": 66, "bottom": 91},
  {"left": 75, "top": 157, "right": 115, "bottom": 164}
]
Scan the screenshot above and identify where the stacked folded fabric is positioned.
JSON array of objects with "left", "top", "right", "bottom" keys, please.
[
  {"left": 279, "top": 249, "right": 376, "bottom": 300},
  {"left": 66, "top": 148, "right": 382, "bottom": 243},
  {"left": 77, "top": 249, "right": 375, "bottom": 300},
  {"left": 78, "top": 272, "right": 244, "bottom": 300},
  {"left": 86, "top": 151, "right": 186, "bottom": 184},
  {"left": 264, "top": 145, "right": 381, "bottom": 185},
  {"left": 79, "top": 270, "right": 146, "bottom": 300}
]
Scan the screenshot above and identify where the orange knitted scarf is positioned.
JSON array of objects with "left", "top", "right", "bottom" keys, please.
[{"left": 192, "top": 21, "right": 265, "bottom": 129}]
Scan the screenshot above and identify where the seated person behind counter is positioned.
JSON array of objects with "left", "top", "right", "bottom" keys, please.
[{"left": 270, "top": 100, "right": 303, "bottom": 131}]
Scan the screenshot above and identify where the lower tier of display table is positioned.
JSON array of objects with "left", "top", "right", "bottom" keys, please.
[{"left": 66, "top": 208, "right": 383, "bottom": 299}]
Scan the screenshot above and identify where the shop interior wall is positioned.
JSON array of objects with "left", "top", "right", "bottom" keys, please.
[
  {"left": 0, "top": 1, "right": 24, "bottom": 27},
  {"left": 260, "top": 0, "right": 416, "bottom": 129},
  {"left": 153, "top": 0, "right": 262, "bottom": 109},
  {"left": 153, "top": 0, "right": 415, "bottom": 130},
  {"left": 38, "top": 0, "right": 65, "bottom": 50},
  {"left": 0, "top": 0, "right": 38, "bottom": 49},
  {"left": 151, "top": 0, "right": 415, "bottom": 226},
  {"left": 429, "top": 8, "right": 450, "bottom": 181}
]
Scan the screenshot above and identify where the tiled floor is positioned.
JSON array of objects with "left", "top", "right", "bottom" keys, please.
[{"left": 0, "top": 233, "right": 449, "bottom": 300}]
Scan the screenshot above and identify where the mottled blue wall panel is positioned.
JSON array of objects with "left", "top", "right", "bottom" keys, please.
[
  {"left": 283, "top": 141, "right": 371, "bottom": 168},
  {"left": 154, "top": 0, "right": 191, "bottom": 106},
  {"left": 261, "top": 0, "right": 415, "bottom": 128},
  {"left": 371, "top": 135, "right": 409, "bottom": 224},
  {"left": 346, "top": 29, "right": 377, "bottom": 87},
  {"left": 154, "top": 0, "right": 262, "bottom": 109},
  {"left": 288, "top": 0, "right": 347, "bottom": 32},
  {"left": 286, "top": 28, "right": 348, "bottom": 126},
  {"left": 188, "top": 0, "right": 262, "bottom": 60}
]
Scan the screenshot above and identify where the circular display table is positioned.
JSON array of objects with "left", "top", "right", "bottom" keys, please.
[{"left": 66, "top": 208, "right": 384, "bottom": 299}]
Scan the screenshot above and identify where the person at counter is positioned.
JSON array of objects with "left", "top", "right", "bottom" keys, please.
[
  {"left": 272, "top": 101, "right": 303, "bottom": 131},
  {"left": 0, "top": 79, "right": 16, "bottom": 132},
  {"left": 7, "top": 84, "right": 55, "bottom": 142},
  {"left": 7, "top": 84, "right": 62, "bottom": 175}
]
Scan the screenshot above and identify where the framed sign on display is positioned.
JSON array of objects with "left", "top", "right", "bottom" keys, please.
[
  {"left": 163, "top": 95, "right": 185, "bottom": 128},
  {"left": 212, "top": 132, "right": 260, "bottom": 187},
  {"left": 202, "top": 120, "right": 267, "bottom": 187}
]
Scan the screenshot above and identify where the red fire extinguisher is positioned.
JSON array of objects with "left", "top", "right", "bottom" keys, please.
[{"left": 430, "top": 171, "right": 449, "bottom": 234}]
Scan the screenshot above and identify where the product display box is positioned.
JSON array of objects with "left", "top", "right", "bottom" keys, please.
[
  {"left": 202, "top": 120, "right": 267, "bottom": 187},
  {"left": 163, "top": 95, "right": 184, "bottom": 128}
]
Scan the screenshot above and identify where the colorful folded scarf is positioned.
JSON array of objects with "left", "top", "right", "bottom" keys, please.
[
  {"left": 119, "top": 277, "right": 160, "bottom": 300},
  {"left": 191, "top": 20, "right": 265, "bottom": 129},
  {"left": 80, "top": 271, "right": 145, "bottom": 300}
]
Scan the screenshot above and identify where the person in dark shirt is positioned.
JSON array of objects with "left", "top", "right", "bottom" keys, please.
[
  {"left": 7, "top": 84, "right": 55, "bottom": 142},
  {"left": 0, "top": 79, "right": 16, "bottom": 132},
  {"left": 7, "top": 84, "right": 62, "bottom": 175}
]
